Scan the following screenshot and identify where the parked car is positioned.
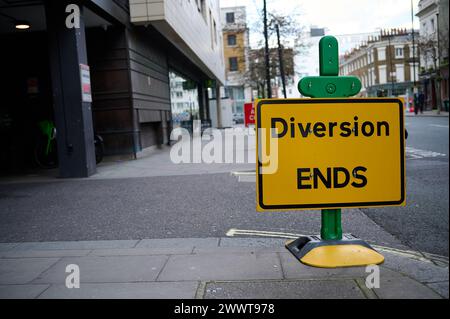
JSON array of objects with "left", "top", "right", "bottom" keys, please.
[{"left": 233, "top": 113, "right": 244, "bottom": 124}]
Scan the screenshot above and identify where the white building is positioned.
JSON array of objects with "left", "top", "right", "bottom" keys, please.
[
  {"left": 416, "top": 0, "right": 449, "bottom": 110},
  {"left": 416, "top": 0, "right": 440, "bottom": 70},
  {"left": 340, "top": 29, "right": 420, "bottom": 102},
  {"left": 130, "top": 0, "right": 226, "bottom": 85}
]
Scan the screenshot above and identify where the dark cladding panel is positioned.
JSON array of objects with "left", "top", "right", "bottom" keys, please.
[
  {"left": 140, "top": 122, "right": 163, "bottom": 149},
  {"left": 93, "top": 108, "right": 132, "bottom": 131},
  {"left": 91, "top": 68, "right": 130, "bottom": 93},
  {"left": 129, "top": 71, "right": 170, "bottom": 111},
  {"left": 86, "top": 26, "right": 134, "bottom": 156},
  {"left": 137, "top": 109, "right": 162, "bottom": 123},
  {"left": 127, "top": 27, "right": 171, "bottom": 113},
  {"left": 101, "top": 133, "right": 135, "bottom": 155}
]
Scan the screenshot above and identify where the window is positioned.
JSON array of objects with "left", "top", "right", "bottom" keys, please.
[
  {"left": 226, "top": 12, "right": 235, "bottom": 24},
  {"left": 197, "top": 0, "right": 206, "bottom": 20},
  {"left": 213, "top": 20, "right": 217, "bottom": 44},
  {"left": 227, "top": 34, "right": 237, "bottom": 46},
  {"left": 396, "top": 64, "right": 404, "bottom": 82},
  {"left": 395, "top": 47, "right": 404, "bottom": 58},
  {"left": 377, "top": 47, "right": 386, "bottom": 61},
  {"left": 410, "top": 63, "right": 419, "bottom": 82},
  {"left": 229, "top": 57, "right": 238, "bottom": 71},
  {"left": 378, "top": 65, "right": 387, "bottom": 84},
  {"left": 210, "top": 10, "right": 216, "bottom": 49}
]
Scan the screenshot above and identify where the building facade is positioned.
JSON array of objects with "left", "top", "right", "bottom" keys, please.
[
  {"left": 416, "top": 0, "right": 449, "bottom": 110},
  {"left": 220, "top": 6, "right": 252, "bottom": 116},
  {"left": 340, "top": 29, "right": 420, "bottom": 102},
  {"left": 0, "top": 0, "right": 225, "bottom": 177}
]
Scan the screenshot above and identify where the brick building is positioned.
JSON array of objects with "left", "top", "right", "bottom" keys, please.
[{"left": 340, "top": 29, "right": 420, "bottom": 103}]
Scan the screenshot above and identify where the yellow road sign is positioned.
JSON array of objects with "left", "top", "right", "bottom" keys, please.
[{"left": 256, "top": 98, "right": 406, "bottom": 211}]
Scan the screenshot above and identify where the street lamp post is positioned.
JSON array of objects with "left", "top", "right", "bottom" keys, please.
[
  {"left": 411, "top": 0, "right": 417, "bottom": 91},
  {"left": 436, "top": 12, "right": 441, "bottom": 114},
  {"left": 387, "top": 30, "right": 395, "bottom": 96},
  {"left": 263, "top": 0, "right": 272, "bottom": 98}
]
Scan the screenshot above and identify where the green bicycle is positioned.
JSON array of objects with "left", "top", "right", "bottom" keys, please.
[
  {"left": 34, "top": 120, "right": 104, "bottom": 169},
  {"left": 34, "top": 120, "right": 58, "bottom": 169}
]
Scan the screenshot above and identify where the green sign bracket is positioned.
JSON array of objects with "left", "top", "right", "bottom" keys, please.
[{"left": 298, "top": 36, "right": 361, "bottom": 98}]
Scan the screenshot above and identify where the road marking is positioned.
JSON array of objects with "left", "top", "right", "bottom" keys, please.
[
  {"left": 231, "top": 171, "right": 256, "bottom": 183},
  {"left": 406, "top": 147, "right": 447, "bottom": 159},
  {"left": 231, "top": 171, "right": 255, "bottom": 176},
  {"left": 226, "top": 228, "right": 304, "bottom": 239},
  {"left": 226, "top": 228, "right": 449, "bottom": 266},
  {"left": 429, "top": 124, "right": 449, "bottom": 128}
]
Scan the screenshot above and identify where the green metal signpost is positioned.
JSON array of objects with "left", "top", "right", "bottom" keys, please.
[
  {"left": 279, "top": 36, "right": 386, "bottom": 267},
  {"left": 298, "top": 36, "right": 361, "bottom": 241}
]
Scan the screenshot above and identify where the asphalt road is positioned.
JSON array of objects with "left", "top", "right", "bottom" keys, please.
[
  {"left": 363, "top": 115, "right": 449, "bottom": 256},
  {"left": 0, "top": 172, "right": 407, "bottom": 250},
  {"left": 0, "top": 115, "right": 448, "bottom": 256}
]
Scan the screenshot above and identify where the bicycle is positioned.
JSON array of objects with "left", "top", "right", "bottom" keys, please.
[{"left": 34, "top": 120, "right": 104, "bottom": 169}]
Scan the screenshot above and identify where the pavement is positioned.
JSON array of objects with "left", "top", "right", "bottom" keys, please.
[{"left": 0, "top": 237, "right": 447, "bottom": 299}]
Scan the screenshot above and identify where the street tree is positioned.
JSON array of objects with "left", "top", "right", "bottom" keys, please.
[{"left": 228, "top": 8, "right": 309, "bottom": 98}]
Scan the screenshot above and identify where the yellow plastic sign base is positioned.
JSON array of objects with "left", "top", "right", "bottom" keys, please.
[{"left": 300, "top": 244, "right": 385, "bottom": 268}]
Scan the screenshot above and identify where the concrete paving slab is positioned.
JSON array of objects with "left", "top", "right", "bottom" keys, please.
[
  {"left": 203, "top": 280, "right": 366, "bottom": 299},
  {"left": 0, "top": 258, "right": 60, "bottom": 284},
  {"left": 373, "top": 275, "right": 442, "bottom": 299},
  {"left": 89, "top": 247, "right": 193, "bottom": 256},
  {"left": 426, "top": 281, "right": 449, "bottom": 299},
  {"left": 135, "top": 238, "right": 219, "bottom": 249},
  {"left": 382, "top": 251, "right": 449, "bottom": 283},
  {"left": 157, "top": 252, "right": 283, "bottom": 282},
  {"left": 38, "top": 282, "right": 199, "bottom": 299},
  {"left": 193, "top": 246, "right": 286, "bottom": 254},
  {"left": 1, "top": 250, "right": 91, "bottom": 259},
  {"left": 13, "top": 240, "right": 139, "bottom": 251},
  {"left": 279, "top": 252, "right": 399, "bottom": 279},
  {"left": 0, "top": 284, "right": 50, "bottom": 299},
  {"left": 32, "top": 255, "right": 168, "bottom": 284}
]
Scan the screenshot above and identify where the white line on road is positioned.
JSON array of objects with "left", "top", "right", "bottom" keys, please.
[
  {"left": 429, "top": 124, "right": 449, "bottom": 128},
  {"left": 226, "top": 228, "right": 305, "bottom": 238},
  {"left": 406, "top": 147, "right": 447, "bottom": 159},
  {"left": 231, "top": 171, "right": 255, "bottom": 176}
]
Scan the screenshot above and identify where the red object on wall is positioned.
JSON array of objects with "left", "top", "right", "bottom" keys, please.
[{"left": 244, "top": 102, "right": 255, "bottom": 127}]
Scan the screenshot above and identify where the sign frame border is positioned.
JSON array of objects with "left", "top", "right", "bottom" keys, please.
[{"left": 256, "top": 98, "right": 405, "bottom": 210}]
